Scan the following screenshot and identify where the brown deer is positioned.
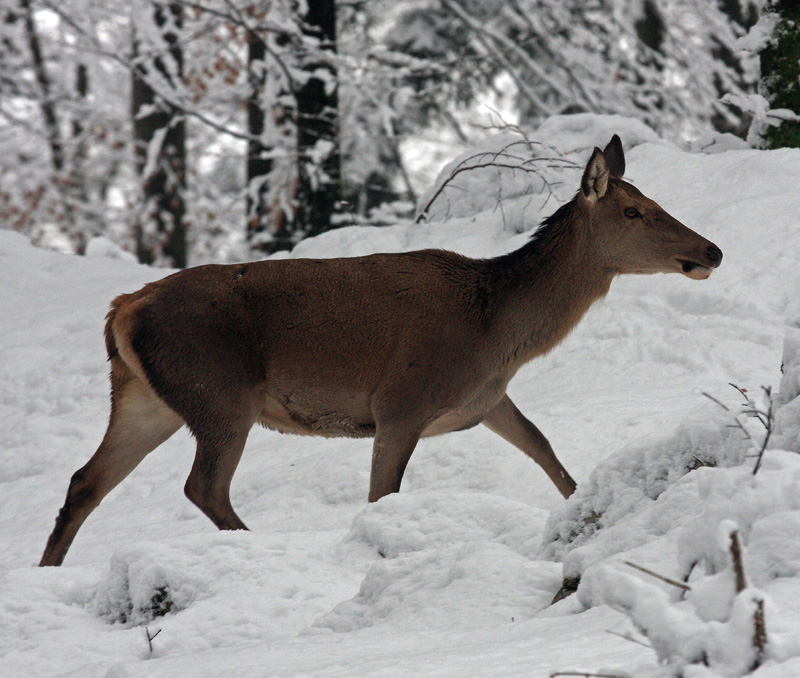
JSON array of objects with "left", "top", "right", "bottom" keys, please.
[{"left": 40, "top": 136, "right": 722, "bottom": 567}]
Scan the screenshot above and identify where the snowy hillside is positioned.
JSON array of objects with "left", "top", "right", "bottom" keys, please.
[{"left": 2, "top": 115, "right": 800, "bottom": 677}]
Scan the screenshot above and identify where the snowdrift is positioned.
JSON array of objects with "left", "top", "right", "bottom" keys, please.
[{"left": 2, "top": 114, "right": 800, "bottom": 677}]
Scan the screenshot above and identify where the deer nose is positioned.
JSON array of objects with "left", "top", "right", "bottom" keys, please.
[{"left": 707, "top": 245, "right": 723, "bottom": 267}]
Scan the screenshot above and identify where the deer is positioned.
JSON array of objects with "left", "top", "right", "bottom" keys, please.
[{"left": 39, "top": 135, "right": 722, "bottom": 567}]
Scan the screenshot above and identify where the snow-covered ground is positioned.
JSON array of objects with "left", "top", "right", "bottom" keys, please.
[{"left": 2, "top": 115, "right": 800, "bottom": 677}]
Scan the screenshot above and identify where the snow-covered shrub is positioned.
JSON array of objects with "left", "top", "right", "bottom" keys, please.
[
  {"left": 579, "top": 510, "right": 800, "bottom": 677},
  {"left": 573, "top": 453, "right": 800, "bottom": 676},
  {"left": 540, "top": 404, "right": 748, "bottom": 577},
  {"left": 93, "top": 545, "right": 197, "bottom": 625},
  {"left": 579, "top": 561, "right": 771, "bottom": 675},
  {"left": 417, "top": 114, "right": 667, "bottom": 226},
  {"left": 678, "top": 456, "right": 800, "bottom": 586}
]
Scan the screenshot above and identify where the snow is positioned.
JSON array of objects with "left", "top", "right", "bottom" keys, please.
[
  {"left": 577, "top": 455, "right": 800, "bottom": 675},
  {"left": 2, "top": 114, "right": 800, "bottom": 677}
]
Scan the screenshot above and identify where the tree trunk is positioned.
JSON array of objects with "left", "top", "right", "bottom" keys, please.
[
  {"left": 71, "top": 62, "right": 92, "bottom": 253},
  {"left": 245, "top": 28, "right": 272, "bottom": 249},
  {"left": 131, "top": 1, "right": 187, "bottom": 268},
  {"left": 292, "top": 0, "right": 341, "bottom": 238},
  {"left": 20, "top": 0, "right": 63, "bottom": 173}
]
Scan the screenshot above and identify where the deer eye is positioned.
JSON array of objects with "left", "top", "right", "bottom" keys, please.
[{"left": 624, "top": 207, "right": 641, "bottom": 219}]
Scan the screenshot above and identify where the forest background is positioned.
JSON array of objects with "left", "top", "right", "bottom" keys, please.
[{"left": 1, "top": 0, "right": 798, "bottom": 267}]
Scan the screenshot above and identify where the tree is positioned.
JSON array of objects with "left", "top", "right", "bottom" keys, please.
[
  {"left": 239, "top": 1, "right": 296, "bottom": 253},
  {"left": 386, "top": 0, "right": 760, "bottom": 142},
  {"left": 131, "top": 1, "right": 187, "bottom": 268},
  {"left": 239, "top": 0, "right": 343, "bottom": 251},
  {"left": 245, "top": 20, "right": 272, "bottom": 247},
  {"left": 1, "top": 0, "right": 133, "bottom": 252},
  {"left": 291, "top": 0, "right": 342, "bottom": 239},
  {"left": 20, "top": 0, "right": 63, "bottom": 175},
  {"left": 760, "top": 1, "right": 800, "bottom": 148},
  {"left": 0, "top": 0, "right": 768, "bottom": 263}
]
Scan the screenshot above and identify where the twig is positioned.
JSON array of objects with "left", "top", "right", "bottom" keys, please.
[
  {"left": 606, "top": 629, "right": 652, "bottom": 649},
  {"left": 623, "top": 561, "right": 692, "bottom": 592},
  {"left": 728, "top": 529, "right": 768, "bottom": 670},
  {"left": 704, "top": 385, "right": 774, "bottom": 471},
  {"left": 752, "top": 598, "right": 767, "bottom": 670},
  {"left": 415, "top": 141, "right": 577, "bottom": 222},
  {"left": 724, "top": 421, "right": 753, "bottom": 442},
  {"left": 752, "top": 387, "right": 773, "bottom": 476},
  {"left": 728, "top": 383, "right": 769, "bottom": 427},
  {"left": 477, "top": 105, "right": 537, "bottom": 151},
  {"left": 702, "top": 391, "right": 730, "bottom": 411},
  {"left": 550, "top": 673, "right": 629, "bottom": 678},
  {"left": 729, "top": 382, "right": 750, "bottom": 404},
  {"left": 145, "top": 627, "right": 162, "bottom": 656},
  {"left": 729, "top": 530, "right": 747, "bottom": 593}
]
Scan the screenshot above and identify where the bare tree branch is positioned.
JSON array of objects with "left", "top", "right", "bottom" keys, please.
[{"left": 416, "top": 140, "right": 577, "bottom": 222}]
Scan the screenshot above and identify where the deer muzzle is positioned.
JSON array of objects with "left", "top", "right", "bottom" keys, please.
[{"left": 676, "top": 244, "right": 723, "bottom": 280}]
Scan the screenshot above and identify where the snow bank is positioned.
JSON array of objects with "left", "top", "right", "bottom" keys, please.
[
  {"left": 314, "top": 492, "right": 557, "bottom": 632},
  {"left": 85, "top": 236, "right": 139, "bottom": 262},
  {"left": 343, "top": 490, "right": 546, "bottom": 559}
]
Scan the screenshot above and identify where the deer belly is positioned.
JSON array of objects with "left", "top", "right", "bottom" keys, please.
[
  {"left": 420, "top": 378, "right": 507, "bottom": 438},
  {"left": 258, "top": 394, "right": 375, "bottom": 438},
  {"left": 421, "top": 410, "right": 485, "bottom": 437}
]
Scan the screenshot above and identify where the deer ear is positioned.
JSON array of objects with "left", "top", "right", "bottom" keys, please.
[
  {"left": 603, "top": 134, "right": 625, "bottom": 178},
  {"left": 581, "top": 147, "right": 609, "bottom": 202}
]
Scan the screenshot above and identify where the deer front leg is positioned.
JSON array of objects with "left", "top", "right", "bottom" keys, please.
[
  {"left": 368, "top": 423, "right": 421, "bottom": 503},
  {"left": 482, "top": 393, "right": 576, "bottom": 498}
]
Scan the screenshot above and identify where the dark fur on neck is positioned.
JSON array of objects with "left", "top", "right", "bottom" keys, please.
[{"left": 490, "top": 195, "right": 580, "bottom": 275}]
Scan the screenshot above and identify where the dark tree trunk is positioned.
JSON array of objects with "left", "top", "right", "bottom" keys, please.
[
  {"left": 72, "top": 63, "right": 88, "bottom": 139},
  {"left": 131, "top": 2, "right": 187, "bottom": 268},
  {"left": 634, "top": 0, "right": 665, "bottom": 53},
  {"left": 292, "top": 0, "right": 341, "bottom": 238},
  {"left": 246, "top": 29, "right": 273, "bottom": 249},
  {"left": 70, "top": 62, "right": 92, "bottom": 253},
  {"left": 20, "top": 0, "right": 63, "bottom": 173}
]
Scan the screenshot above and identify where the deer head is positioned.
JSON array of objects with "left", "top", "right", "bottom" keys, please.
[{"left": 580, "top": 135, "right": 722, "bottom": 280}]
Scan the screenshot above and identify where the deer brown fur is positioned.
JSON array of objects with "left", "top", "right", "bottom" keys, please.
[{"left": 40, "top": 136, "right": 722, "bottom": 567}]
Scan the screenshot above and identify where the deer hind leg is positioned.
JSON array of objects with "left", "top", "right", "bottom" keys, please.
[
  {"left": 183, "top": 411, "right": 255, "bottom": 531},
  {"left": 368, "top": 421, "right": 422, "bottom": 503},
  {"left": 482, "top": 393, "right": 576, "bottom": 498},
  {"left": 39, "top": 363, "right": 183, "bottom": 566}
]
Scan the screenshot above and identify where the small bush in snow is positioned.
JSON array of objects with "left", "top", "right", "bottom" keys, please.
[
  {"left": 93, "top": 546, "right": 193, "bottom": 625},
  {"left": 578, "top": 522, "right": 781, "bottom": 676}
]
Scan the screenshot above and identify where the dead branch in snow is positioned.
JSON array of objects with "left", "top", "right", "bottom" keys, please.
[{"left": 623, "top": 560, "right": 692, "bottom": 592}]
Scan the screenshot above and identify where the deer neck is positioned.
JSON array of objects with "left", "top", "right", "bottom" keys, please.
[{"left": 491, "top": 201, "right": 614, "bottom": 369}]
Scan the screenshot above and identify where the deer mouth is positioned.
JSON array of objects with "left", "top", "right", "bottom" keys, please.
[{"left": 676, "top": 259, "right": 712, "bottom": 280}]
